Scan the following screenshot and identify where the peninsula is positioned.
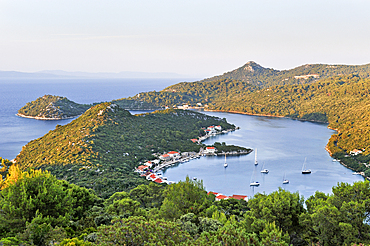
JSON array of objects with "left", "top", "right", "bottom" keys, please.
[{"left": 14, "top": 102, "right": 242, "bottom": 198}]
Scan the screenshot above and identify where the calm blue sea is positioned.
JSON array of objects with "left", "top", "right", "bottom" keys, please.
[{"left": 0, "top": 78, "right": 364, "bottom": 198}]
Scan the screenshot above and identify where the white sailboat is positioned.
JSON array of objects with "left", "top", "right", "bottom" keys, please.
[
  {"left": 254, "top": 148, "right": 258, "bottom": 165},
  {"left": 224, "top": 153, "right": 228, "bottom": 168},
  {"left": 260, "top": 162, "right": 269, "bottom": 173},
  {"left": 283, "top": 173, "right": 289, "bottom": 184},
  {"left": 302, "top": 157, "right": 311, "bottom": 174},
  {"left": 250, "top": 168, "right": 260, "bottom": 186}
]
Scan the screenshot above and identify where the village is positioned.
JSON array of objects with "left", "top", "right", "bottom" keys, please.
[{"left": 134, "top": 124, "right": 250, "bottom": 201}]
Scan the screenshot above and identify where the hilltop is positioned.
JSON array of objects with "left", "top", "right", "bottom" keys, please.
[
  {"left": 17, "top": 95, "right": 91, "bottom": 120},
  {"left": 201, "top": 61, "right": 370, "bottom": 87},
  {"left": 14, "top": 103, "right": 235, "bottom": 198}
]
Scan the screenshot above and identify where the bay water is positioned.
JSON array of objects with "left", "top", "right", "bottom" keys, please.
[{"left": 0, "top": 79, "right": 363, "bottom": 199}]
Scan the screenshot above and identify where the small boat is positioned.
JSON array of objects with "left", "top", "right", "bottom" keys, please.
[
  {"left": 302, "top": 157, "right": 311, "bottom": 174},
  {"left": 224, "top": 154, "right": 228, "bottom": 168},
  {"left": 254, "top": 148, "right": 258, "bottom": 165},
  {"left": 250, "top": 167, "right": 259, "bottom": 186},
  {"left": 260, "top": 162, "right": 269, "bottom": 173},
  {"left": 193, "top": 177, "right": 197, "bottom": 180},
  {"left": 283, "top": 173, "right": 289, "bottom": 184}
]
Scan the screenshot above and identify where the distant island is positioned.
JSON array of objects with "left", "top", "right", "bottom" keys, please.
[{"left": 17, "top": 95, "right": 91, "bottom": 120}]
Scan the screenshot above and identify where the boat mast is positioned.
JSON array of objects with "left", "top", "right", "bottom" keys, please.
[{"left": 254, "top": 148, "right": 258, "bottom": 165}]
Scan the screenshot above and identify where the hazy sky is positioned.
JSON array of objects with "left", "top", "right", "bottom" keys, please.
[{"left": 1, "top": 0, "right": 370, "bottom": 77}]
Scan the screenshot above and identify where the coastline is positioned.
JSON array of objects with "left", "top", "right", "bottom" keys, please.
[
  {"left": 16, "top": 113, "right": 79, "bottom": 121},
  {"left": 202, "top": 108, "right": 362, "bottom": 178},
  {"left": 203, "top": 108, "right": 329, "bottom": 124}
]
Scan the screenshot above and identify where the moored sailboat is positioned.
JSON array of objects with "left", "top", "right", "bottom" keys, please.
[
  {"left": 224, "top": 153, "right": 228, "bottom": 168},
  {"left": 250, "top": 167, "right": 260, "bottom": 186},
  {"left": 260, "top": 162, "right": 269, "bottom": 173},
  {"left": 302, "top": 157, "right": 311, "bottom": 174},
  {"left": 283, "top": 173, "right": 289, "bottom": 184}
]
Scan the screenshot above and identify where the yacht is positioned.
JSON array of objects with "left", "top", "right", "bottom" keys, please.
[
  {"left": 260, "top": 162, "right": 269, "bottom": 173},
  {"left": 250, "top": 181, "right": 260, "bottom": 186},
  {"left": 283, "top": 173, "right": 289, "bottom": 184},
  {"left": 302, "top": 158, "right": 311, "bottom": 174}
]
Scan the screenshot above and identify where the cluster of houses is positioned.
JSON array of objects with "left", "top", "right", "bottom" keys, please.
[
  {"left": 135, "top": 159, "right": 173, "bottom": 185},
  {"left": 350, "top": 149, "right": 365, "bottom": 156},
  {"left": 134, "top": 124, "right": 232, "bottom": 185},
  {"left": 208, "top": 191, "right": 248, "bottom": 202}
]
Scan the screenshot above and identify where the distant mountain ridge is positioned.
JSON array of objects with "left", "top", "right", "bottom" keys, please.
[
  {"left": 201, "top": 61, "right": 370, "bottom": 87},
  {"left": 0, "top": 70, "right": 189, "bottom": 79},
  {"left": 38, "top": 70, "right": 187, "bottom": 79}
]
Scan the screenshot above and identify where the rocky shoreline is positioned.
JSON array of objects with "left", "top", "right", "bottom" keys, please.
[{"left": 16, "top": 113, "right": 79, "bottom": 120}]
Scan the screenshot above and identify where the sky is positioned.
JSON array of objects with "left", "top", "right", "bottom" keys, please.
[{"left": 1, "top": 0, "right": 370, "bottom": 77}]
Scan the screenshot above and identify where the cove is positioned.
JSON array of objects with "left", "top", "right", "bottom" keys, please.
[{"left": 162, "top": 111, "right": 364, "bottom": 199}]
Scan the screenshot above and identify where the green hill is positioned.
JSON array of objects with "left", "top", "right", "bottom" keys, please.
[
  {"left": 14, "top": 103, "right": 235, "bottom": 198},
  {"left": 17, "top": 95, "right": 91, "bottom": 119},
  {"left": 118, "top": 62, "right": 370, "bottom": 110},
  {"left": 201, "top": 61, "right": 370, "bottom": 87}
]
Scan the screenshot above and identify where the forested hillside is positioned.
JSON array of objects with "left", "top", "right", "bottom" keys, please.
[
  {"left": 17, "top": 95, "right": 91, "bottom": 119},
  {"left": 201, "top": 61, "right": 370, "bottom": 88},
  {"left": 14, "top": 103, "right": 235, "bottom": 198},
  {"left": 0, "top": 166, "right": 369, "bottom": 245}
]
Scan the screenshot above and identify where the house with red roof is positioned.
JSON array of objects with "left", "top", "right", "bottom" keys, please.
[
  {"left": 153, "top": 178, "right": 163, "bottom": 184},
  {"left": 207, "top": 126, "right": 216, "bottom": 133},
  {"left": 135, "top": 165, "right": 148, "bottom": 173},
  {"left": 230, "top": 195, "right": 248, "bottom": 202},
  {"left": 144, "top": 161, "right": 153, "bottom": 167},
  {"left": 205, "top": 146, "right": 216, "bottom": 154},
  {"left": 215, "top": 194, "right": 229, "bottom": 201},
  {"left": 146, "top": 173, "right": 157, "bottom": 181},
  {"left": 167, "top": 151, "right": 180, "bottom": 158},
  {"left": 190, "top": 139, "right": 199, "bottom": 143},
  {"left": 215, "top": 125, "right": 222, "bottom": 131},
  {"left": 159, "top": 154, "right": 171, "bottom": 161}
]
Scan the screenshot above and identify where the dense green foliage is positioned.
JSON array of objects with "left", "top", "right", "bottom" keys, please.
[
  {"left": 122, "top": 78, "right": 256, "bottom": 108},
  {"left": 18, "top": 95, "right": 91, "bottom": 119},
  {"left": 15, "top": 103, "right": 235, "bottom": 198},
  {"left": 0, "top": 168, "right": 98, "bottom": 240},
  {"left": 0, "top": 157, "right": 12, "bottom": 178},
  {"left": 112, "top": 98, "right": 159, "bottom": 110},
  {"left": 1, "top": 167, "right": 369, "bottom": 245}
]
